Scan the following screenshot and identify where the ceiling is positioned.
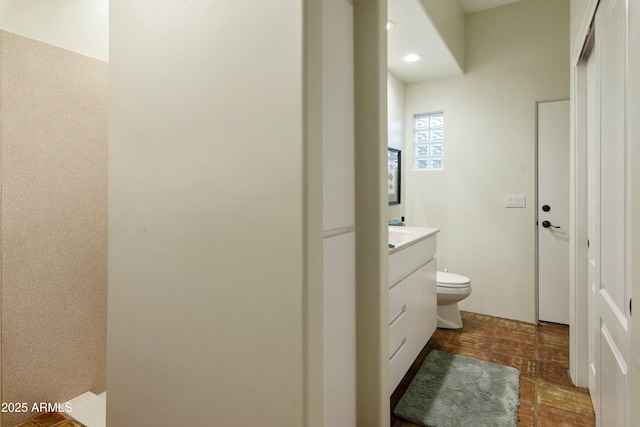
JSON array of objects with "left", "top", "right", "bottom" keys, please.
[
  {"left": 458, "top": 0, "right": 524, "bottom": 13},
  {"left": 387, "top": 0, "right": 524, "bottom": 82}
]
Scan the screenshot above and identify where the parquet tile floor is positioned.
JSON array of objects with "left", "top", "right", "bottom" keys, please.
[{"left": 391, "top": 311, "right": 596, "bottom": 427}]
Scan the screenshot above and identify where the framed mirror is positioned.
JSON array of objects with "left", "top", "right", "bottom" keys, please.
[{"left": 388, "top": 148, "right": 401, "bottom": 205}]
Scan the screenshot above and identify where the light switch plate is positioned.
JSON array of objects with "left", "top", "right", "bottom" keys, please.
[{"left": 505, "top": 195, "right": 526, "bottom": 208}]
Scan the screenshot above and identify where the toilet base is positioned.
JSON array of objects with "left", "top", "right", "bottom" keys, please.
[{"left": 437, "top": 303, "right": 463, "bottom": 329}]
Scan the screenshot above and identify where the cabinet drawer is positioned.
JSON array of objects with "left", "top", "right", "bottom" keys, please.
[
  {"left": 389, "top": 331, "right": 409, "bottom": 393},
  {"left": 389, "top": 304, "right": 407, "bottom": 357},
  {"left": 389, "top": 236, "right": 436, "bottom": 286},
  {"left": 389, "top": 275, "right": 408, "bottom": 323}
]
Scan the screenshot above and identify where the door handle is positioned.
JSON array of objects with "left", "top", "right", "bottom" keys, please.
[{"left": 541, "top": 220, "right": 561, "bottom": 229}]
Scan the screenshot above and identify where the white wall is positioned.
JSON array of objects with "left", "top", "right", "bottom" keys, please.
[
  {"left": 353, "top": 0, "right": 389, "bottom": 425},
  {"left": 388, "top": 72, "right": 405, "bottom": 152},
  {"left": 107, "top": 2, "right": 305, "bottom": 425},
  {"left": 0, "top": 0, "right": 108, "bottom": 60},
  {"left": 417, "top": 0, "right": 465, "bottom": 72},
  {"left": 322, "top": 0, "right": 356, "bottom": 425},
  {"left": 405, "top": 0, "right": 569, "bottom": 323},
  {"left": 388, "top": 72, "right": 405, "bottom": 221}
]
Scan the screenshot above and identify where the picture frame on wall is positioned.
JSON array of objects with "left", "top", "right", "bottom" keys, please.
[{"left": 388, "top": 148, "right": 401, "bottom": 205}]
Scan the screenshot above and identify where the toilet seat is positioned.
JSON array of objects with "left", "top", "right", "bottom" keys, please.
[{"left": 437, "top": 271, "right": 470, "bottom": 288}]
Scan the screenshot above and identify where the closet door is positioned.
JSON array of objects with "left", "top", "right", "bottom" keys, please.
[{"left": 587, "top": 0, "right": 631, "bottom": 425}]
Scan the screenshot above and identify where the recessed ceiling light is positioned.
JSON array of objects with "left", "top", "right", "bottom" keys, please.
[
  {"left": 403, "top": 53, "right": 423, "bottom": 62},
  {"left": 386, "top": 20, "right": 395, "bottom": 30}
]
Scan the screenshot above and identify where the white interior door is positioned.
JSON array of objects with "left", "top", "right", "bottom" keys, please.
[
  {"left": 537, "top": 100, "right": 570, "bottom": 325},
  {"left": 587, "top": 0, "right": 631, "bottom": 425}
]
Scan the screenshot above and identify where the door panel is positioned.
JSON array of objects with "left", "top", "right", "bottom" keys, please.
[
  {"left": 587, "top": 0, "right": 631, "bottom": 425},
  {"left": 600, "top": 324, "right": 627, "bottom": 427},
  {"left": 599, "top": 0, "right": 626, "bottom": 311},
  {"left": 537, "top": 100, "right": 570, "bottom": 324}
]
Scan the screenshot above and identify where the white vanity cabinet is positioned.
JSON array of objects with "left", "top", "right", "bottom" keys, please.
[{"left": 388, "top": 228, "right": 438, "bottom": 394}]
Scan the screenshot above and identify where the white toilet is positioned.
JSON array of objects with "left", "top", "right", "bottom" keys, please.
[{"left": 436, "top": 270, "right": 472, "bottom": 329}]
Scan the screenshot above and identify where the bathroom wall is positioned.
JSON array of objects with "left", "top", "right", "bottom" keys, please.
[
  {"left": 107, "top": 2, "right": 308, "bottom": 425},
  {"left": 0, "top": 30, "right": 108, "bottom": 427},
  {"left": 388, "top": 72, "right": 405, "bottom": 222},
  {"left": 404, "top": 0, "right": 569, "bottom": 323}
]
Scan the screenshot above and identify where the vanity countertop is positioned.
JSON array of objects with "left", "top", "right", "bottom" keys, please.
[{"left": 388, "top": 226, "right": 439, "bottom": 254}]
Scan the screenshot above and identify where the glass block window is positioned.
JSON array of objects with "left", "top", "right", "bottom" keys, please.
[{"left": 413, "top": 112, "right": 444, "bottom": 170}]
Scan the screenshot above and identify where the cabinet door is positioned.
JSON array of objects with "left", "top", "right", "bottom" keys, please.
[
  {"left": 422, "top": 259, "right": 438, "bottom": 345},
  {"left": 404, "top": 267, "right": 426, "bottom": 364},
  {"left": 407, "top": 260, "right": 437, "bottom": 363}
]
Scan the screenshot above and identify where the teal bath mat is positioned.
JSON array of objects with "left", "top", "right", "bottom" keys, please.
[{"left": 394, "top": 350, "right": 520, "bottom": 427}]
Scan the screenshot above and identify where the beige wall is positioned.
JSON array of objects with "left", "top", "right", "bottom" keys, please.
[
  {"left": 107, "top": 2, "right": 306, "bottom": 425},
  {"left": 405, "top": 0, "right": 569, "bottom": 323},
  {"left": 418, "top": 0, "right": 465, "bottom": 72},
  {"left": 0, "top": 31, "right": 108, "bottom": 426}
]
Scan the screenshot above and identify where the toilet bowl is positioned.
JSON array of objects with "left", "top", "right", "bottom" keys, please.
[{"left": 436, "top": 271, "right": 471, "bottom": 329}]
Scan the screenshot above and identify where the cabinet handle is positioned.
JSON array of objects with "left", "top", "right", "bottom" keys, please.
[
  {"left": 389, "top": 337, "right": 407, "bottom": 362},
  {"left": 389, "top": 304, "right": 407, "bottom": 326}
]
